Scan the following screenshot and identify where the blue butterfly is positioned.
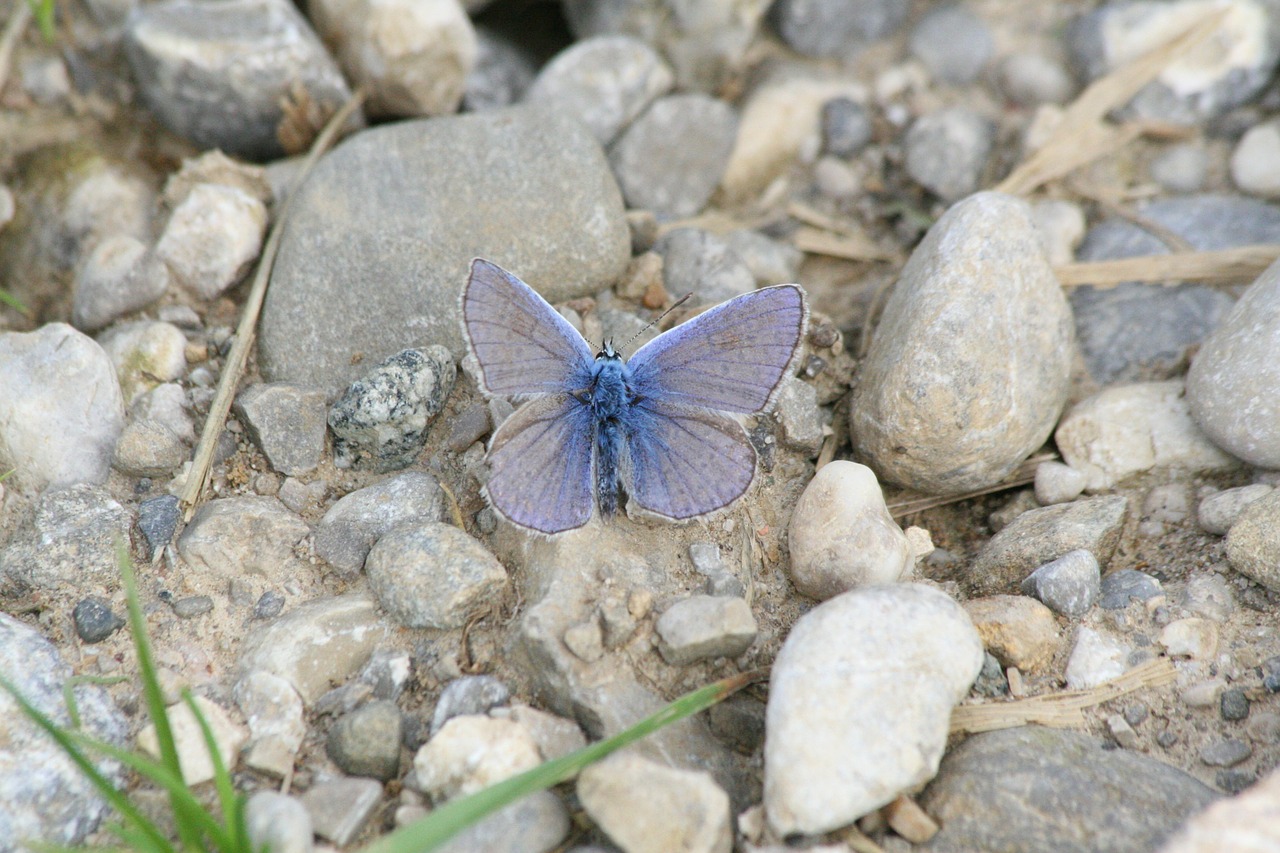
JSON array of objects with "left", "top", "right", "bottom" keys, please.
[{"left": 462, "top": 259, "right": 808, "bottom": 534}]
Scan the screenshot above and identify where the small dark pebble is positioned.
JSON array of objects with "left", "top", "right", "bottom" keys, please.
[
  {"left": 972, "top": 652, "right": 1009, "bottom": 698},
  {"left": 801, "top": 354, "right": 827, "bottom": 379},
  {"left": 253, "top": 590, "right": 285, "bottom": 620},
  {"left": 134, "top": 477, "right": 152, "bottom": 495},
  {"left": 1124, "top": 703, "right": 1149, "bottom": 727},
  {"left": 808, "top": 322, "right": 840, "bottom": 349},
  {"left": 157, "top": 589, "right": 174, "bottom": 604},
  {"left": 1215, "top": 769, "right": 1257, "bottom": 794},
  {"left": 137, "top": 494, "right": 181, "bottom": 556},
  {"left": 430, "top": 675, "right": 510, "bottom": 735},
  {"left": 1200, "top": 738, "right": 1252, "bottom": 767},
  {"left": 1221, "top": 687, "right": 1250, "bottom": 721},
  {"left": 172, "top": 595, "right": 214, "bottom": 619},
  {"left": 821, "top": 97, "right": 873, "bottom": 157},
  {"left": 1099, "top": 569, "right": 1163, "bottom": 610},
  {"left": 445, "top": 403, "right": 491, "bottom": 453},
  {"left": 1157, "top": 730, "right": 1179, "bottom": 748},
  {"left": 72, "top": 596, "right": 126, "bottom": 643},
  {"left": 1262, "top": 656, "right": 1280, "bottom": 693}
]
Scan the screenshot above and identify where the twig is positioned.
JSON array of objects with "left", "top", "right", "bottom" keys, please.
[
  {"left": 0, "top": 0, "right": 32, "bottom": 97},
  {"left": 180, "top": 89, "right": 366, "bottom": 520},
  {"left": 1055, "top": 245, "right": 1280, "bottom": 289},
  {"left": 886, "top": 453, "right": 1054, "bottom": 519}
]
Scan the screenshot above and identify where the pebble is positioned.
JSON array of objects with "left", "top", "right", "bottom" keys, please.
[
  {"left": 1151, "top": 143, "right": 1209, "bottom": 194},
  {"left": 433, "top": 792, "right": 570, "bottom": 853},
  {"left": 493, "top": 704, "right": 586, "bottom": 762},
  {"left": 302, "top": 777, "right": 383, "bottom": 847},
  {"left": 1030, "top": 198, "right": 1086, "bottom": 267},
  {"left": 98, "top": 320, "right": 187, "bottom": 406},
  {"left": 176, "top": 496, "right": 310, "bottom": 582},
  {"left": 1108, "top": 714, "right": 1141, "bottom": 750},
  {"left": 260, "top": 107, "right": 629, "bottom": 391},
  {"left": 137, "top": 494, "right": 182, "bottom": 555},
  {"left": 1033, "top": 461, "right": 1088, "bottom": 506},
  {"left": 136, "top": 695, "right": 248, "bottom": 785},
  {"left": 997, "top": 52, "right": 1076, "bottom": 107},
  {"left": 907, "top": 5, "right": 993, "bottom": 85},
  {"left": 123, "top": 0, "right": 355, "bottom": 160},
  {"left": 821, "top": 97, "right": 873, "bottom": 157},
  {"left": 308, "top": 0, "right": 476, "bottom": 118},
  {"left": 430, "top": 675, "right": 511, "bottom": 735},
  {"left": 234, "top": 383, "right": 328, "bottom": 477},
  {"left": 764, "top": 584, "right": 984, "bottom": 836},
  {"left": 72, "top": 596, "right": 126, "bottom": 643},
  {"left": 1246, "top": 711, "right": 1280, "bottom": 742},
  {"left": 1231, "top": 118, "right": 1280, "bottom": 197},
  {"left": 654, "top": 228, "right": 755, "bottom": 306},
  {"left": 1200, "top": 738, "right": 1252, "bottom": 768},
  {"left": 252, "top": 590, "right": 286, "bottom": 621},
  {"left": 1064, "top": 626, "right": 1131, "bottom": 689},
  {"left": 156, "top": 183, "right": 268, "bottom": 300},
  {"left": 465, "top": 26, "right": 536, "bottom": 112},
  {"left": 1, "top": 484, "right": 133, "bottom": 590},
  {"left": 313, "top": 472, "right": 446, "bottom": 573},
  {"left": 172, "top": 595, "right": 214, "bottom": 619},
  {"left": 812, "top": 155, "right": 862, "bottom": 201},
  {"left": 113, "top": 416, "right": 189, "bottom": 478},
  {"left": 1180, "top": 573, "right": 1235, "bottom": 622},
  {"left": 655, "top": 596, "right": 757, "bottom": 665},
  {"left": 903, "top": 106, "right": 995, "bottom": 201},
  {"left": 919, "top": 727, "right": 1218, "bottom": 851},
  {"left": 723, "top": 230, "right": 803, "bottom": 289},
  {"left": 413, "top": 715, "right": 542, "bottom": 801},
  {"left": 1182, "top": 678, "right": 1228, "bottom": 709},
  {"left": 71, "top": 235, "right": 170, "bottom": 331},
  {"left": 963, "top": 595, "right": 1060, "bottom": 673},
  {"left": 1198, "top": 484, "right": 1273, "bottom": 535},
  {"left": 234, "top": 670, "right": 306, "bottom": 778},
  {"left": 706, "top": 695, "right": 767, "bottom": 755},
  {"left": 972, "top": 496, "right": 1128, "bottom": 596},
  {"left": 328, "top": 346, "right": 457, "bottom": 471},
  {"left": 1225, "top": 492, "right": 1280, "bottom": 591},
  {"left": 523, "top": 36, "right": 672, "bottom": 146},
  {"left": 1221, "top": 688, "right": 1250, "bottom": 722},
  {"left": 244, "top": 791, "right": 313, "bottom": 853},
  {"left": 1020, "top": 549, "right": 1101, "bottom": 618},
  {"left": 851, "top": 193, "right": 1072, "bottom": 494},
  {"left": 786, "top": 461, "right": 912, "bottom": 600},
  {"left": 770, "top": 0, "right": 909, "bottom": 58},
  {"left": 0, "top": 324, "right": 125, "bottom": 492},
  {"left": 365, "top": 522, "right": 508, "bottom": 629},
  {"left": 609, "top": 94, "right": 738, "bottom": 219},
  {"left": 1187, "top": 253, "right": 1280, "bottom": 468},
  {"left": 1141, "top": 482, "right": 1193, "bottom": 535},
  {"left": 1159, "top": 618, "right": 1218, "bottom": 659},
  {"left": 236, "top": 593, "right": 390, "bottom": 704},
  {"left": 1055, "top": 381, "right": 1236, "bottom": 491},
  {"left": 1099, "top": 569, "right": 1164, "bottom": 610},
  {"left": 326, "top": 700, "right": 403, "bottom": 781},
  {"left": 1159, "top": 766, "right": 1280, "bottom": 852},
  {"left": 578, "top": 752, "right": 731, "bottom": 853},
  {"left": 972, "top": 652, "right": 1009, "bottom": 699}
]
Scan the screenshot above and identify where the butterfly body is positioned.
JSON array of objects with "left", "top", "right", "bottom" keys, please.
[{"left": 462, "top": 259, "right": 808, "bottom": 535}]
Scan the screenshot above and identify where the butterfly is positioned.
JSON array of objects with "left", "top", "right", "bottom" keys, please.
[{"left": 461, "top": 258, "right": 808, "bottom": 535}]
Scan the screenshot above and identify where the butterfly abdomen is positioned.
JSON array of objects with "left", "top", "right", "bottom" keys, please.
[{"left": 589, "top": 356, "right": 630, "bottom": 518}]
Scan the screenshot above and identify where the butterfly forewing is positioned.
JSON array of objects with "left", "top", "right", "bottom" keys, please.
[
  {"left": 622, "top": 398, "right": 757, "bottom": 520},
  {"left": 485, "top": 394, "right": 596, "bottom": 534},
  {"left": 626, "top": 285, "right": 807, "bottom": 414},
  {"left": 463, "top": 259, "right": 594, "bottom": 397}
]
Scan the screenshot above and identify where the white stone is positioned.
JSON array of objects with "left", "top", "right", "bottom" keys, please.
[
  {"left": 177, "top": 496, "right": 310, "bottom": 581},
  {"left": 413, "top": 715, "right": 541, "bottom": 801},
  {"left": 245, "top": 791, "right": 314, "bottom": 853},
  {"left": 72, "top": 234, "right": 170, "bottom": 331},
  {"left": 1159, "top": 763, "right": 1280, "bottom": 852},
  {"left": 1030, "top": 199, "right": 1085, "bottom": 267},
  {"left": 787, "top": 461, "right": 911, "bottom": 600},
  {"left": 98, "top": 321, "right": 187, "bottom": 406},
  {"left": 1034, "top": 460, "right": 1088, "bottom": 505},
  {"left": 1064, "top": 627, "right": 1131, "bottom": 689},
  {"left": 137, "top": 695, "right": 248, "bottom": 785},
  {"left": 655, "top": 596, "right": 757, "bottom": 665},
  {"left": 156, "top": 183, "right": 268, "bottom": 300},
  {"left": 1231, "top": 119, "right": 1280, "bottom": 198},
  {"left": 1198, "top": 484, "right": 1273, "bottom": 535},
  {"left": 1159, "top": 618, "right": 1219, "bottom": 659},
  {"left": 234, "top": 671, "right": 306, "bottom": 778}
]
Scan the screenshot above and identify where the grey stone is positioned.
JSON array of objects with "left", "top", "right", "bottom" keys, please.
[
  {"left": 1199, "top": 485, "right": 1273, "bottom": 535},
  {"left": 918, "top": 727, "right": 1219, "bottom": 852},
  {"left": 1232, "top": 119, "right": 1280, "bottom": 197},
  {"left": 71, "top": 235, "right": 170, "bottom": 331},
  {"left": 328, "top": 346, "right": 456, "bottom": 471},
  {"left": 1226, "top": 492, "right": 1280, "bottom": 591},
  {"left": 177, "top": 496, "right": 310, "bottom": 582},
  {"left": 431, "top": 675, "right": 511, "bottom": 735},
  {"left": 821, "top": 97, "right": 873, "bottom": 157},
  {"left": 655, "top": 228, "right": 756, "bottom": 307},
  {"left": 253, "top": 590, "right": 285, "bottom": 620},
  {"left": 904, "top": 106, "right": 994, "bottom": 201},
  {"left": 465, "top": 26, "right": 535, "bottom": 112},
  {"left": 357, "top": 649, "right": 412, "bottom": 702},
  {"left": 1151, "top": 143, "right": 1209, "bottom": 194},
  {"left": 608, "top": 94, "right": 737, "bottom": 219},
  {"left": 771, "top": 0, "right": 909, "bottom": 58},
  {"left": 123, "top": 0, "right": 356, "bottom": 160},
  {"left": 998, "top": 52, "right": 1076, "bottom": 107},
  {"left": 113, "top": 416, "right": 189, "bottom": 478},
  {"left": 302, "top": 777, "right": 384, "bottom": 846},
  {"left": 72, "top": 596, "right": 126, "bottom": 643},
  {"left": 235, "top": 382, "right": 327, "bottom": 476},
  {"left": 707, "top": 695, "right": 767, "bottom": 755},
  {"left": 1099, "top": 569, "right": 1164, "bottom": 610},
  {"left": 1, "top": 484, "right": 133, "bottom": 590},
  {"left": 326, "top": 700, "right": 403, "bottom": 781},
  {"left": 655, "top": 596, "right": 757, "bottom": 665},
  {"left": 1200, "top": 738, "right": 1252, "bottom": 768},
  {"left": 260, "top": 107, "right": 629, "bottom": 392},
  {"left": 1181, "top": 572, "right": 1235, "bottom": 621},
  {"left": 172, "top": 595, "right": 214, "bottom": 619},
  {"left": 908, "top": 5, "right": 994, "bottom": 85},
  {"left": 244, "top": 791, "right": 313, "bottom": 853},
  {"left": 137, "top": 494, "right": 181, "bottom": 555},
  {"left": 1221, "top": 688, "right": 1250, "bottom": 722},
  {"left": 851, "top": 192, "right": 1073, "bottom": 495},
  {"left": 313, "top": 472, "right": 446, "bottom": 573},
  {"left": 1020, "top": 549, "right": 1101, "bottom": 618},
  {"left": 1034, "top": 461, "right": 1088, "bottom": 506},
  {"left": 435, "top": 791, "right": 569, "bottom": 853},
  {"left": 723, "top": 229, "right": 803, "bottom": 287}
]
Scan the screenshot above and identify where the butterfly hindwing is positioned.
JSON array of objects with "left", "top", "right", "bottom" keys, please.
[
  {"left": 463, "top": 259, "right": 594, "bottom": 397},
  {"left": 626, "top": 284, "right": 807, "bottom": 414}
]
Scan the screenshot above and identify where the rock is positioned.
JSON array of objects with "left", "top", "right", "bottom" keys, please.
[
  {"left": 772, "top": 376, "right": 825, "bottom": 454},
  {"left": 1099, "top": 568, "right": 1164, "bottom": 610},
  {"left": 1033, "top": 461, "right": 1088, "bottom": 506},
  {"left": 0, "top": 324, "right": 124, "bottom": 492},
  {"left": 1226, "top": 491, "right": 1280, "bottom": 591},
  {"left": 328, "top": 346, "right": 456, "bottom": 471},
  {"left": 326, "top": 700, "right": 402, "bottom": 781},
  {"left": 654, "top": 228, "right": 755, "bottom": 306},
  {"left": 414, "top": 715, "right": 541, "bottom": 800},
  {"left": 998, "top": 52, "right": 1076, "bottom": 107},
  {"left": 0, "top": 614, "right": 128, "bottom": 851},
  {"left": 123, "top": 0, "right": 355, "bottom": 160},
  {"left": 493, "top": 704, "right": 587, "bottom": 762},
  {"left": 313, "top": 472, "right": 446, "bottom": 573},
  {"left": 72, "top": 597, "right": 126, "bottom": 643},
  {"left": 770, "top": 0, "right": 909, "bottom": 58},
  {"left": 1233, "top": 118, "right": 1280, "bottom": 197},
  {"left": 155, "top": 183, "right": 268, "bottom": 300},
  {"left": 903, "top": 107, "right": 995, "bottom": 201},
  {"left": 137, "top": 695, "right": 248, "bottom": 785},
  {"left": 1158, "top": 764, "right": 1280, "bottom": 853},
  {"left": 787, "top": 461, "right": 911, "bottom": 600},
  {"left": 1056, "top": 381, "right": 1237, "bottom": 490},
  {"left": 1181, "top": 572, "right": 1235, "bottom": 621},
  {"left": 234, "top": 671, "right": 307, "bottom": 778},
  {"left": 523, "top": 36, "right": 672, "bottom": 146},
  {"left": 655, "top": 596, "right": 756, "bottom": 665},
  {"left": 1200, "top": 738, "right": 1252, "bottom": 768},
  {"left": 1020, "top": 549, "right": 1101, "bottom": 618},
  {"left": 1030, "top": 198, "right": 1087, "bottom": 267},
  {"left": 764, "top": 584, "right": 983, "bottom": 836},
  {"left": 850, "top": 192, "right": 1072, "bottom": 494},
  {"left": 172, "top": 595, "right": 214, "bottom": 619},
  {"left": 433, "top": 791, "right": 569, "bottom": 853},
  {"left": 1198, "top": 484, "right": 1273, "bottom": 535},
  {"left": 71, "top": 235, "right": 170, "bottom": 331},
  {"left": 1184, "top": 678, "right": 1229, "bottom": 708},
  {"left": 1188, "top": 255, "right": 1280, "bottom": 468},
  {"left": 1220, "top": 688, "right": 1250, "bottom": 722},
  {"left": 177, "top": 496, "right": 310, "bottom": 582},
  {"left": 963, "top": 595, "right": 1060, "bottom": 673},
  {"left": 919, "top": 727, "right": 1219, "bottom": 852},
  {"left": 98, "top": 320, "right": 187, "bottom": 406},
  {"left": 722, "top": 230, "right": 803, "bottom": 288},
  {"left": 907, "top": 5, "right": 994, "bottom": 85},
  {"left": 465, "top": 26, "right": 535, "bottom": 112},
  {"left": 1151, "top": 143, "right": 1209, "bottom": 194},
  {"left": 261, "top": 107, "right": 629, "bottom": 391},
  {"left": 1108, "top": 714, "right": 1142, "bottom": 750},
  {"left": 1159, "top": 618, "right": 1219, "bottom": 659},
  {"left": 608, "top": 94, "right": 737, "bottom": 219},
  {"left": 578, "top": 752, "right": 731, "bottom": 853},
  {"left": 301, "top": 778, "right": 383, "bottom": 846},
  {"left": 430, "top": 675, "right": 511, "bottom": 735},
  {"left": 1, "top": 484, "right": 133, "bottom": 590},
  {"left": 113, "top": 416, "right": 189, "bottom": 478},
  {"left": 308, "top": 0, "right": 476, "bottom": 118},
  {"left": 137, "top": 494, "right": 182, "bottom": 556},
  {"left": 131, "top": 382, "right": 195, "bottom": 445},
  {"left": 821, "top": 97, "right": 873, "bottom": 157},
  {"left": 1065, "top": 626, "right": 1132, "bottom": 689},
  {"left": 236, "top": 594, "right": 391, "bottom": 704},
  {"left": 244, "top": 791, "right": 313, "bottom": 853},
  {"left": 234, "top": 383, "right": 327, "bottom": 476},
  {"left": 814, "top": 154, "right": 862, "bottom": 200},
  {"left": 365, "top": 523, "right": 508, "bottom": 629}
]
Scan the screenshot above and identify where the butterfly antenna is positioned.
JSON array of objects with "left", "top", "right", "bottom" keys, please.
[{"left": 618, "top": 292, "right": 693, "bottom": 354}]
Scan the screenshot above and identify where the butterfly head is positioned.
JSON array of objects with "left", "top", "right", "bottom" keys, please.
[{"left": 596, "top": 339, "right": 622, "bottom": 362}]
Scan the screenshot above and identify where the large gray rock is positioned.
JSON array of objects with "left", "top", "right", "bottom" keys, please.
[
  {"left": 1, "top": 484, "right": 133, "bottom": 590},
  {"left": 850, "top": 192, "right": 1073, "bottom": 494},
  {"left": 260, "top": 107, "right": 630, "bottom": 392}
]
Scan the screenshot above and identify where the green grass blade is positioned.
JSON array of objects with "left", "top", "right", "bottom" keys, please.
[
  {"left": 179, "top": 689, "right": 246, "bottom": 852},
  {"left": 25, "top": 0, "right": 56, "bottom": 42},
  {"left": 361, "top": 670, "right": 762, "bottom": 853},
  {"left": 0, "top": 289, "right": 29, "bottom": 315}
]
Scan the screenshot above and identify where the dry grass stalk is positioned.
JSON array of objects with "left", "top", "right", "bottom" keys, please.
[
  {"left": 886, "top": 453, "right": 1055, "bottom": 519},
  {"left": 1055, "top": 245, "right": 1280, "bottom": 289},
  {"left": 793, "top": 226, "right": 898, "bottom": 263},
  {"left": 882, "top": 795, "right": 940, "bottom": 843},
  {"left": 950, "top": 657, "right": 1177, "bottom": 735},
  {"left": 995, "top": 9, "right": 1229, "bottom": 196},
  {"left": 180, "top": 89, "right": 367, "bottom": 520}
]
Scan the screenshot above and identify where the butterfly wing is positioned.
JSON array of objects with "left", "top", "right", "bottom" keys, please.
[
  {"left": 626, "top": 285, "right": 807, "bottom": 414},
  {"left": 485, "top": 393, "right": 596, "bottom": 534},
  {"left": 621, "top": 398, "right": 756, "bottom": 521},
  {"left": 463, "top": 259, "right": 595, "bottom": 397}
]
